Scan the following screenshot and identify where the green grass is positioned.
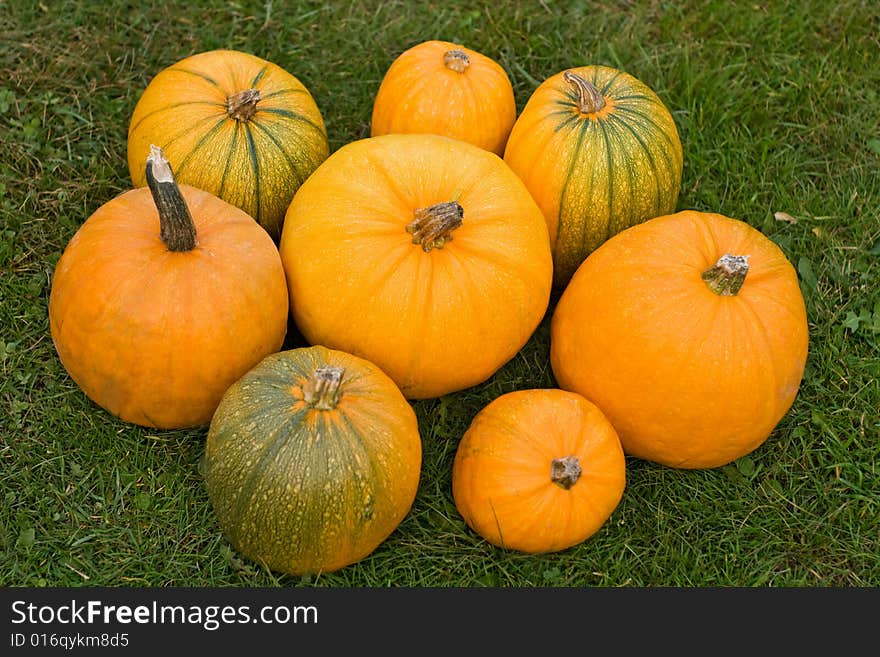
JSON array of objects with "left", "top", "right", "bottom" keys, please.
[{"left": 1, "top": 0, "right": 878, "bottom": 587}]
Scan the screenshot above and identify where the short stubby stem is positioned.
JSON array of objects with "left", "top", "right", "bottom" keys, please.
[
  {"left": 551, "top": 456, "right": 582, "bottom": 490},
  {"left": 702, "top": 254, "right": 750, "bottom": 296},
  {"left": 406, "top": 201, "right": 464, "bottom": 252},
  {"left": 303, "top": 365, "right": 344, "bottom": 410},
  {"left": 563, "top": 70, "right": 607, "bottom": 114},
  {"left": 443, "top": 49, "right": 470, "bottom": 73},
  {"left": 145, "top": 145, "right": 197, "bottom": 252},
  {"left": 227, "top": 88, "right": 262, "bottom": 121}
]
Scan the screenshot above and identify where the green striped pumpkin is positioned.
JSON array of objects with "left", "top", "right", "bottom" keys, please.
[
  {"left": 127, "top": 49, "right": 329, "bottom": 241},
  {"left": 504, "top": 65, "right": 683, "bottom": 288},
  {"left": 204, "top": 345, "right": 422, "bottom": 576}
]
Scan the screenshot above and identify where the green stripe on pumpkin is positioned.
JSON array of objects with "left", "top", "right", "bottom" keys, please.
[
  {"left": 260, "top": 88, "right": 309, "bottom": 100},
  {"left": 250, "top": 120, "right": 310, "bottom": 189},
  {"left": 166, "top": 67, "right": 221, "bottom": 87},
  {"left": 128, "top": 100, "right": 225, "bottom": 138},
  {"left": 217, "top": 120, "right": 241, "bottom": 199},
  {"left": 612, "top": 103, "right": 681, "bottom": 154},
  {"left": 259, "top": 107, "right": 327, "bottom": 137},
  {"left": 597, "top": 118, "right": 615, "bottom": 246},
  {"left": 228, "top": 406, "right": 311, "bottom": 553},
  {"left": 169, "top": 116, "right": 228, "bottom": 179},
  {"left": 605, "top": 113, "right": 662, "bottom": 210},
  {"left": 242, "top": 122, "right": 263, "bottom": 226},
  {"left": 555, "top": 117, "right": 598, "bottom": 283},
  {"left": 249, "top": 65, "right": 268, "bottom": 88}
]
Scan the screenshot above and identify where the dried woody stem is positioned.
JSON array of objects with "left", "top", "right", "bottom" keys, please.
[
  {"left": 227, "top": 88, "right": 262, "bottom": 121},
  {"left": 406, "top": 201, "right": 464, "bottom": 252},
  {"left": 551, "top": 456, "right": 582, "bottom": 490},
  {"left": 145, "top": 145, "right": 197, "bottom": 252},
  {"left": 563, "top": 70, "right": 607, "bottom": 114},
  {"left": 443, "top": 49, "right": 470, "bottom": 73},
  {"left": 303, "top": 365, "right": 344, "bottom": 411},
  {"left": 702, "top": 254, "right": 750, "bottom": 296}
]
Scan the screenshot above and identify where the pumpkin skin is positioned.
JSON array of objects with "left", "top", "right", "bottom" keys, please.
[
  {"left": 550, "top": 210, "right": 809, "bottom": 469},
  {"left": 371, "top": 40, "right": 517, "bottom": 156},
  {"left": 279, "top": 133, "right": 553, "bottom": 400},
  {"left": 127, "top": 49, "right": 329, "bottom": 241},
  {"left": 452, "top": 389, "right": 626, "bottom": 554},
  {"left": 48, "top": 148, "right": 289, "bottom": 429},
  {"left": 504, "top": 65, "right": 683, "bottom": 287},
  {"left": 204, "top": 345, "right": 422, "bottom": 576}
]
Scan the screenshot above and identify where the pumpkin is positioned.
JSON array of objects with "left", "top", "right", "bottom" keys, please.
[
  {"left": 279, "top": 133, "right": 553, "bottom": 400},
  {"left": 48, "top": 146, "right": 289, "bottom": 429},
  {"left": 204, "top": 345, "right": 422, "bottom": 575},
  {"left": 127, "top": 48, "right": 329, "bottom": 241},
  {"left": 550, "top": 210, "right": 809, "bottom": 469},
  {"left": 503, "top": 65, "right": 683, "bottom": 287},
  {"left": 452, "top": 388, "right": 626, "bottom": 554},
  {"left": 370, "top": 40, "right": 517, "bottom": 156}
]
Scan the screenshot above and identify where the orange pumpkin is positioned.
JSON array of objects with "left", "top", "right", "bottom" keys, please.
[
  {"left": 452, "top": 389, "right": 626, "bottom": 554},
  {"left": 550, "top": 210, "right": 809, "bottom": 469},
  {"left": 279, "top": 133, "right": 553, "bottom": 399},
  {"left": 127, "top": 49, "right": 329, "bottom": 241},
  {"left": 48, "top": 146, "right": 289, "bottom": 429},
  {"left": 371, "top": 40, "right": 517, "bottom": 155},
  {"left": 504, "top": 65, "right": 683, "bottom": 287}
]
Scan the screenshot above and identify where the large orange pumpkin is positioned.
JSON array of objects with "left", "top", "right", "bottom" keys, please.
[
  {"left": 371, "top": 40, "right": 517, "bottom": 156},
  {"left": 452, "top": 388, "right": 626, "bottom": 554},
  {"left": 279, "top": 133, "right": 553, "bottom": 399},
  {"left": 550, "top": 210, "right": 809, "bottom": 469},
  {"left": 48, "top": 146, "right": 289, "bottom": 429},
  {"left": 504, "top": 65, "right": 683, "bottom": 287},
  {"left": 127, "top": 49, "right": 329, "bottom": 241}
]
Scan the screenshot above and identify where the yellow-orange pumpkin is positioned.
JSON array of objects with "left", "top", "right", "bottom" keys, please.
[
  {"left": 371, "top": 40, "right": 517, "bottom": 155},
  {"left": 452, "top": 388, "right": 626, "bottom": 554},
  {"left": 48, "top": 147, "right": 289, "bottom": 429},
  {"left": 504, "top": 65, "right": 683, "bottom": 287},
  {"left": 279, "top": 133, "right": 553, "bottom": 399},
  {"left": 127, "top": 49, "right": 328, "bottom": 241},
  {"left": 550, "top": 210, "right": 809, "bottom": 469}
]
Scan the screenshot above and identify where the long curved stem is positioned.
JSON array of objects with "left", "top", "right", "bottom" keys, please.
[{"left": 563, "top": 71, "right": 607, "bottom": 114}]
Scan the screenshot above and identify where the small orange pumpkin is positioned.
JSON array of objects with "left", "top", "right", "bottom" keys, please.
[
  {"left": 48, "top": 146, "right": 289, "bottom": 429},
  {"left": 452, "top": 388, "right": 626, "bottom": 554},
  {"left": 279, "top": 133, "right": 552, "bottom": 399},
  {"left": 370, "top": 40, "right": 517, "bottom": 155},
  {"left": 550, "top": 210, "right": 809, "bottom": 469}
]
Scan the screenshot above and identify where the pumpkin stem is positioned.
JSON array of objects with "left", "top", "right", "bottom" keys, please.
[
  {"left": 227, "top": 88, "right": 262, "bottom": 121},
  {"left": 550, "top": 456, "right": 582, "bottom": 490},
  {"left": 563, "top": 71, "right": 607, "bottom": 114},
  {"left": 145, "top": 145, "right": 198, "bottom": 252},
  {"left": 702, "top": 254, "right": 750, "bottom": 296},
  {"left": 406, "top": 201, "right": 464, "bottom": 252},
  {"left": 303, "top": 365, "right": 344, "bottom": 411},
  {"left": 443, "top": 49, "right": 470, "bottom": 73}
]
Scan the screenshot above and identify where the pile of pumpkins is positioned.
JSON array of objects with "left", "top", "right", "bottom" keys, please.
[{"left": 47, "top": 41, "right": 809, "bottom": 576}]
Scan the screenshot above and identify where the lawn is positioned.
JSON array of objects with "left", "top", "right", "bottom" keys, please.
[{"left": 1, "top": 0, "right": 878, "bottom": 588}]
